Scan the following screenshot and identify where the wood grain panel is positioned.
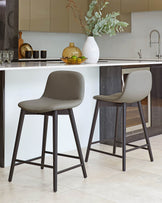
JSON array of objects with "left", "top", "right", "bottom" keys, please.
[
  {"left": 100, "top": 66, "right": 122, "bottom": 144},
  {"left": 19, "top": 0, "right": 30, "bottom": 31},
  {"left": 69, "top": 0, "right": 88, "bottom": 33},
  {"left": 121, "top": 0, "right": 149, "bottom": 13},
  {"left": 30, "top": 0, "right": 50, "bottom": 32},
  {"left": 50, "top": 0, "right": 69, "bottom": 32},
  {"left": 149, "top": 0, "right": 162, "bottom": 11}
]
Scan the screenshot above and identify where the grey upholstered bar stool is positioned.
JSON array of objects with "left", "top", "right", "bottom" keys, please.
[
  {"left": 85, "top": 70, "right": 153, "bottom": 171},
  {"left": 8, "top": 71, "right": 87, "bottom": 192}
]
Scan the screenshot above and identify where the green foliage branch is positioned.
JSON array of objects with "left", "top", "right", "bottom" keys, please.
[{"left": 67, "top": 0, "right": 128, "bottom": 37}]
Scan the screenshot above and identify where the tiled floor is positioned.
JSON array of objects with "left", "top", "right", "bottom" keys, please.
[{"left": 1, "top": 135, "right": 162, "bottom": 203}]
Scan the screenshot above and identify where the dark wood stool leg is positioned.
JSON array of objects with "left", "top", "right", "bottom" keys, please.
[
  {"left": 69, "top": 109, "right": 87, "bottom": 178},
  {"left": 122, "top": 103, "right": 126, "bottom": 171},
  {"left": 41, "top": 115, "right": 48, "bottom": 169},
  {"left": 53, "top": 111, "right": 58, "bottom": 192},
  {"left": 113, "top": 106, "right": 119, "bottom": 154},
  {"left": 85, "top": 101, "right": 99, "bottom": 162},
  {"left": 137, "top": 101, "right": 154, "bottom": 162},
  {"left": 8, "top": 109, "right": 25, "bottom": 182}
]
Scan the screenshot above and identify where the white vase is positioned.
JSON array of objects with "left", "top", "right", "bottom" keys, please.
[{"left": 82, "top": 36, "right": 100, "bottom": 64}]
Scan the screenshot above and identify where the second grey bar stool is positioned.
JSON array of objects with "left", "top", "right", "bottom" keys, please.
[
  {"left": 8, "top": 71, "right": 87, "bottom": 192},
  {"left": 85, "top": 70, "right": 153, "bottom": 171}
]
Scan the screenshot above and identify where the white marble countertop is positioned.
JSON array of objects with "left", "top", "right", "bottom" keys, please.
[{"left": 1, "top": 59, "right": 162, "bottom": 71}]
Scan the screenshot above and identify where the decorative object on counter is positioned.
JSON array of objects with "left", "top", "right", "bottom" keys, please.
[
  {"left": 8, "top": 50, "right": 14, "bottom": 63},
  {"left": 33, "top": 50, "right": 39, "bottom": 58},
  {"left": 20, "top": 43, "right": 33, "bottom": 58},
  {"left": 18, "top": 31, "right": 24, "bottom": 59},
  {"left": 82, "top": 36, "right": 99, "bottom": 63},
  {"left": 2, "top": 50, "right": 10, "bottom": 63},
  {"left": 41, "top": 50, "right": 47, "bottom": 58},
  {"left": 25, "top": 51, "right": 32, "bottom": 59},
  {"left": 0, "top": 50, "right": 14, "bottom": 64},
  {"left": 61, "top": 55, "right": 87, "bottom": 64},
  {"left": 62, "top": 42, "right": 82, "bottom": 58},
  {"left": 67, "top": 0, "right": 128, "bottom": 64}
]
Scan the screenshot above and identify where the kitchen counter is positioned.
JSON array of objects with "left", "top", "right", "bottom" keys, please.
[{"left": 1, "top": 59, "right": 162, "bottom": 71}]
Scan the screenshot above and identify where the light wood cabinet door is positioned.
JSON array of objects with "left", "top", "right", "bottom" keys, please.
[
  {"left": 119, "top": 13, "right": 131, "bottom": 33},
  {"left": 19, "top": 0, "right": 30, "bottom": 31},
  {"left": 30, "top": 0, "right": 50, "bottom": 32},
  {"left": 50, "top": 0, "right": 69, "bottom": 32},
  {"left": 107, "top": 0, "right": 120, "bottom": 13},
  {"left": 149, "top": 0, "right": 162, "bottom": 11},
  {"left": 121, "top": 0, "right": 149, "bottom": 13},
  {"left": 69, "top": 0, "right": 88, "bottom": 33}
]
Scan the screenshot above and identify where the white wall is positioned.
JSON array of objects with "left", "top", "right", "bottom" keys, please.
[
  {"left": 22, "top": 11, "right": 162, "bottom": 60},
  {"left": 22, "top": 32, "right": 86, "bottom": 58},
  {"left": 96, "top": 11, "right": 162, "bottom": 59}
]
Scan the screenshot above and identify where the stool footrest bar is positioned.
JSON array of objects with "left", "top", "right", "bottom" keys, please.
[
  {"left": 16, "top": 159, "right": 53, "bottom": 168},
  {"left": 15, "top": 159, "right": 83, "bottom": 174},
  {"left": 15, "top": 156, "right": 41, "bottom": 166},
  {"left": 91, "top": 141, "right": 100, "bottom": 144},
  {"left": 45, "top": 151, "right": 80, "bottom": 159},
  {"left": 90, "top": 148, "right": 122, "bottom": 158},
  {"left": 57, "top": 164, "right": 82, "bottom": 174},
  {"left": 126, "top": 144, "right": 148, "bottom": 152}
]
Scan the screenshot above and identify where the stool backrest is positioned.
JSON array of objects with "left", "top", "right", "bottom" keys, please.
[
  {"left": 42, "top": 71, "right": 85, "bottom": 101},
  {"left": 120, "top": 70, "right": 152, "bottom": 103}
]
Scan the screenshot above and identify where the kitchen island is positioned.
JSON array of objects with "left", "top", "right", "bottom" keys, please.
[{"left": 1, "top": 59, "right": 162, "bottom": 167}]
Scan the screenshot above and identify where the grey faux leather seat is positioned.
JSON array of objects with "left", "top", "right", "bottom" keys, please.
[
  {"left": 85, "top": 70, "right": 153, "bottom": 171},
  {"left": 18, "top": 71, "right": 84, "bottom": 113},
  {"left": 8, "top": 71, "right": 87, "bottom": 192}
]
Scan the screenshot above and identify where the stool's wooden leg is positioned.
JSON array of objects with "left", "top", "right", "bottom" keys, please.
[
  {"left": 69, "top": 109, "right": 87, "bottom": 178},
  {"left": 85, "top": 101, "right": 99, "bottom": 162},
  {"left": 137, "top": 101, "right": 154, "bottom": 162},
  {"left": 8, "top": 109, "right": 25, "bottom": 182},
  {"left": 113, "top": 106, "right": 119, "bottom": 154},
  {"left": 122, "top": 103, "right": 126, "bottom": 171},
  {"left": 41, "top": 115, "right": 48, "bottom": 169},
  {"left": 53, "top": 111, "right": 58, "bottom": 192}
]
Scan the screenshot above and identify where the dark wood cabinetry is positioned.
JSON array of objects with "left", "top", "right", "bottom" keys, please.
[{"left": 0, "top": 0, "right": 18, "bottom": 60}]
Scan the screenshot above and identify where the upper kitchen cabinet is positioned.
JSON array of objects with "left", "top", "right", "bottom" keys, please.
[
  {"left": 149, "top": 0, "right": 162, "bottom": 11},
  {"left": 68, "top": 0, "right": 88, "bottom": 33},
  {"left": 19, "top": 0, "right": 51, "bottom": 32},
  {"left": 19, "top": 0, "right": 30, "bottom": 31},
  {"left": 19, "top": 0, "right": 87, "bottom": 33},
  {"left": 50, "top": 0, "right": 69, "bottom": 32},
  {"left": 106, "top": 0, "right": 120, "bottom": 12},
  {"left": 30, "top": 0, "right": 50, "bottom": 32},
  {"left": 121, "top": 0, "right": 149, "bottom": 13}
]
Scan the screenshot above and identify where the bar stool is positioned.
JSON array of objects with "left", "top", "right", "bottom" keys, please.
[
  {"left": 85, "top": 70, "right": 153, "bottom": 171},
  {"left": 8, "top": 71, "right": 87, "bottom": 192}
]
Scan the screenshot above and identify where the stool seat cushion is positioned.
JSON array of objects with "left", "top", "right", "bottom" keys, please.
[
  {"left": 18, "top": 97, "right": 82, "bottom": 113},
  {"left": 94, "top": 93, "right": 123, "bottom": 103},
  {"left": 94, "top": 70, "right": 152, "bottom": 104}
]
